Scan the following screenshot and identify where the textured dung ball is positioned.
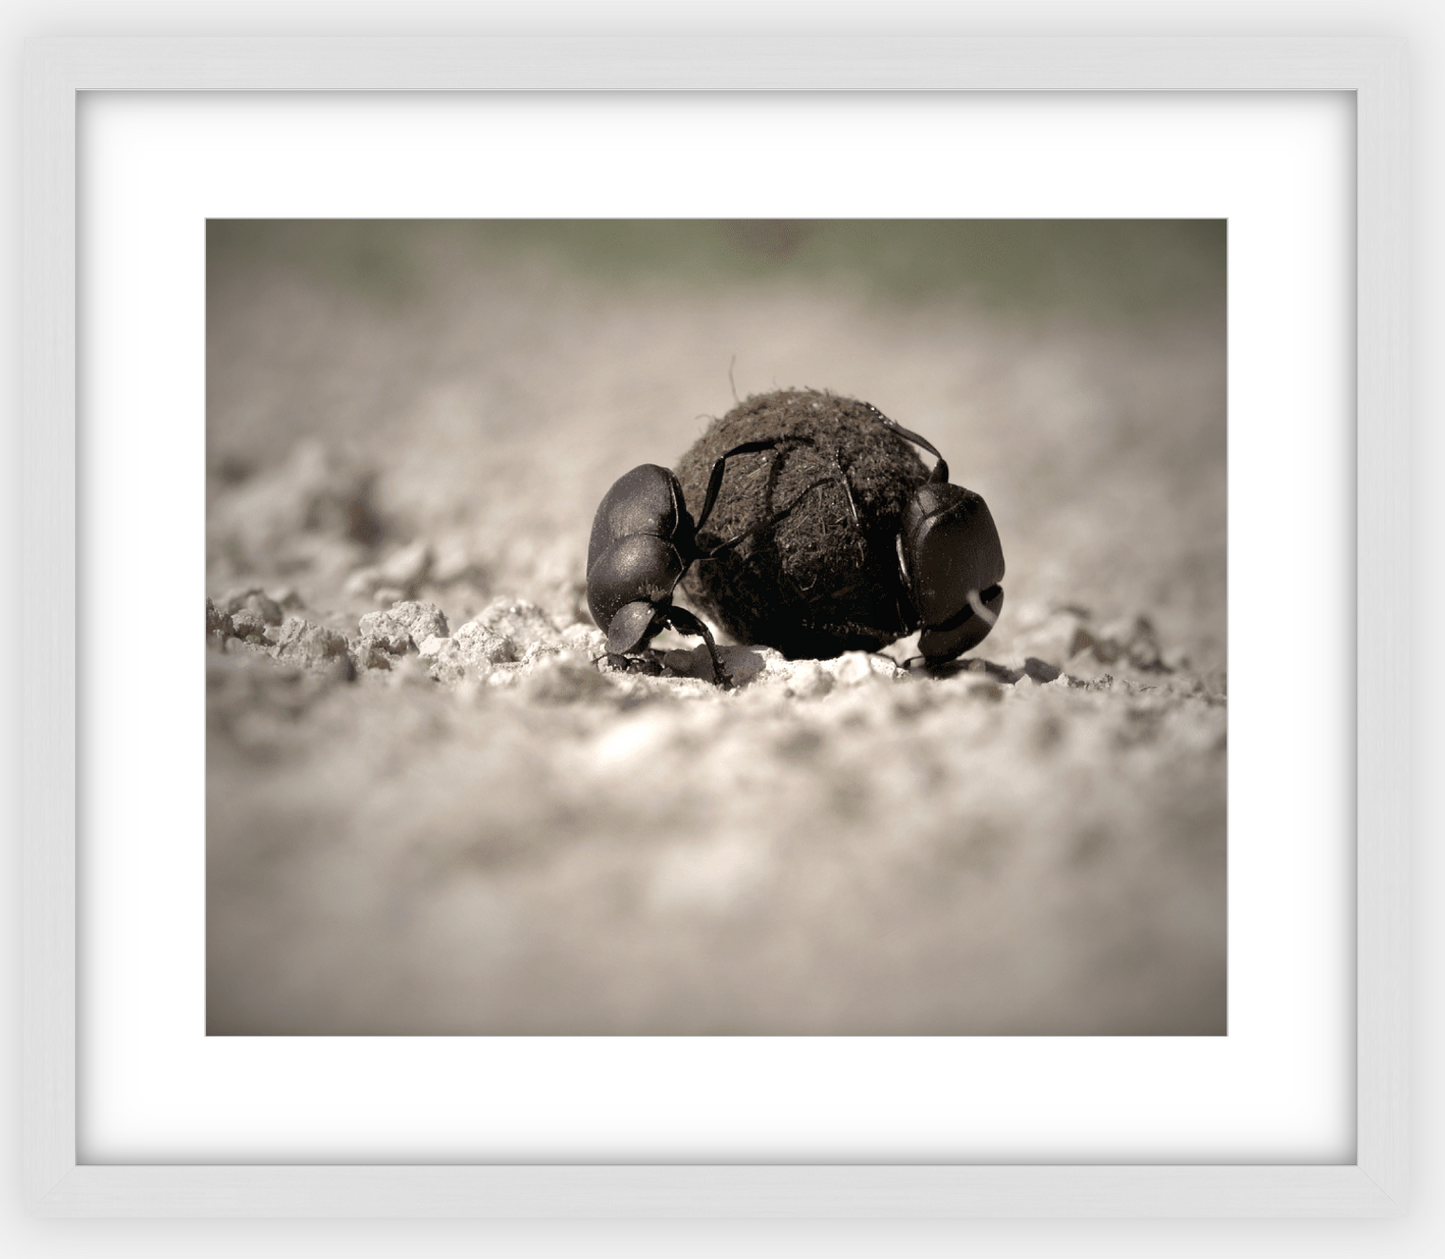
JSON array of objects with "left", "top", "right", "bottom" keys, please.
[{"left": 675, "top": 389, "right": 930, "bottom": 659}]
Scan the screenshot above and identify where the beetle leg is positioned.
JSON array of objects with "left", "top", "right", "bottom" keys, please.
[
  {"left": 702, "top": 474, "right": 839, "bottom": 559},
  {"left": 864, "top": 403, "right": 950, "bottom": 485},
  {"left": 694, "top": 436, "right": 817, "bottom": 536},
  {"left": 828, "top": 449, "right": 867, "bottom": 559},
  {"left": 662, "top": 605, "right": 725, "bottom": 685},
  {"left": 894, "top": 528, "right": 912, "bottom": 592},
  {"left": 841, "top": 475, "right": 861, "bottom": 529}
]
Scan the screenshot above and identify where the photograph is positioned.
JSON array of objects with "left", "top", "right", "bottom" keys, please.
[{"left": 205, "top": 218, "right": 1227, "bottom": 1036}]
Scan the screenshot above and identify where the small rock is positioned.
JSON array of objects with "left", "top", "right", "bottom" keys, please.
[
  {"left": 828, "top": 652, "right": 899, "bottom": 687},
  {"left": 1023, "top": 657, "right": 1063, "bottom": 683},
  {"left": 413, "top": 615, "right": 523, "bottom": 685},
  {"left": 749, "top": 648, "right": 800, "bottom": 687},
  {"left": 561, "top": 623, "right": 607, "bottom": 655},
  {"left": 521, "top": 640, "right": 565, "bottom": 667},
  {"left": 273, "top": 616, "right": 352, "bottom": 675},
  {"left": 784, "top": 660, "right": 833, "bottom": 699},
  {"left": 352, "top": 637, "right": 401, "bottom": 672},
  {"left": 419, "top": 636, "right": 467, "bottom": 685},
  {"left": 230, "top": 608, "right": 268, "bottom": 640},
  {"left": 223, "top": 586, "right": 284, "bottom": 625},
  {"left": 356, "top": 610, "right": 413, "bottom": 656},
  {"left": 386, "top": 600, "right": 449, "bottom": 643},
  {"left": 430, "top": 599, "right": 563, "bottom": 672},
  {"left": 454, "top": 618, "right": 516, "bottom": 667},
  {"left": 476, "top": 597, "right": 559, "bottom": 642},
  {"left": 206, "top": 598, "right": 234, "bottom": 640}
]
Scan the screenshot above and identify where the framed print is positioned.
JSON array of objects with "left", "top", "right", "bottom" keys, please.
[{"left": 22, "top": 37, "right": 1407, "bottom": 1216}]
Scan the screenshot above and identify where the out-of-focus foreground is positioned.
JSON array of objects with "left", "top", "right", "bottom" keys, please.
[{"left": 207, "top": 220, "right": 1226, "bottom": 1034}]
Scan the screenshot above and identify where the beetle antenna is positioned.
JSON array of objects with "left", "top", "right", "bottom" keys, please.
[{"left": 728, "top": 355, "right": 740, "bottom": 404}]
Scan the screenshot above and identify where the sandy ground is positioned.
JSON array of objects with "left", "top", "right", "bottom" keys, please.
[{"left": 206, "top": 221, "right": 1226, "bottom": 1035}]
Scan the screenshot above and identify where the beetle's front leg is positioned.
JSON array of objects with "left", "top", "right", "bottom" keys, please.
[{"left": 662, "top": 605, "right": 727, "bottom": 686}]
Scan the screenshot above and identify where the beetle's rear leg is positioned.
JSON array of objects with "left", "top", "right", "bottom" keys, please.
[
  {"left": 826, "top": 448, "right": 866, "bottom": 559},
  {"left": 863, "top": 402, "right": 950, "bottom": 484},
  {"left": 694, "top": 436, "right": 818, "bottom": 536},
  {"left": 702, "top": 474, "right": 844, "bottom": 559}
]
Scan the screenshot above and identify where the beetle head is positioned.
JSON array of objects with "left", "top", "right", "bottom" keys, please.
[
  {"left": 603, "top": 599, "right": 666, "bottom": 655},
  {"left": 898, "top": 482, "right": 1006, "bottom": 662}
]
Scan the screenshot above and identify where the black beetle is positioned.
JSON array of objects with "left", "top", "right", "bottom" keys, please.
[
  {"left": 586, "top": 438, "right": 828, "bottom": 684},
  {"left": 863, "top": 404, "right": 1005, "bottom": 666}
]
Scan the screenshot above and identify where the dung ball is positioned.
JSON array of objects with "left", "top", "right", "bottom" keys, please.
[{"left": 675, "top": 389, "right": 929, "bottom": 659}]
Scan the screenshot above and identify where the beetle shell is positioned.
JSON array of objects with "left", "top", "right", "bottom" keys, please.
[
  {"left": 587, "top": 535, "right": 685, "bottom": 633},
  {"left": 587, "top": 464, "right": 693, "bottom": 571},
  {"left": 586, "top": 464, "right": 695, "bottom": 651},
  {"left": 899, "top": 482, "right": 1006, "bottom": 660}
]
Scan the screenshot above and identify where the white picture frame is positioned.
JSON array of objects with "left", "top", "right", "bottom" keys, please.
[{"left": 21, "top": 36, "right": 1408, "bottom": 1218}]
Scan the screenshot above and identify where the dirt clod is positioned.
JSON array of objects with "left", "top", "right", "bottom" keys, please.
[{"left": 676, "top": 389, "right": 930, "bottom": 658}]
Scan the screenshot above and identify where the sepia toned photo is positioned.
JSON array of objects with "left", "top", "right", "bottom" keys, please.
[{"left": 206, "top": 219, "right": 1226, "bottom": 1036}]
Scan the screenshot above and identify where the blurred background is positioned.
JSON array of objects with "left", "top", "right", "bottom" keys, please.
[{"left": 206, "top": 220, "right": 1226, "bottom": 1035}]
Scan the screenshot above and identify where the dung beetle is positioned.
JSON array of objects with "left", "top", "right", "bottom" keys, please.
[
  {"left": 587, "top": 438, "right": 828, "bottom": 684},
  {"left": 863, "top": 404, "right": 1006, "bottom": 666}
]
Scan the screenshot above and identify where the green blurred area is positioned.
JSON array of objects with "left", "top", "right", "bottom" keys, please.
[{"left": 208, "top": 219, "right": 1224, "bottom": 318}]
